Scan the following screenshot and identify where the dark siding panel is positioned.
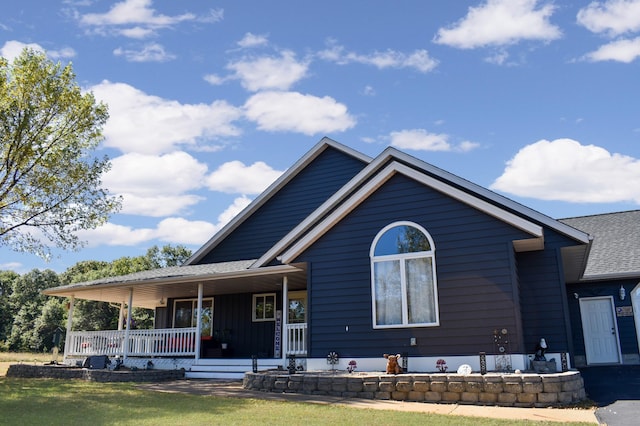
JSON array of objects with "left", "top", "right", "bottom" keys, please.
[
  {"left": 517, "top": 230, "right": 577, "bottom": 354},
  {"left": 212, "top": 292, "right": 281, "bottom": 358},
  {"left": 297, "top": 173, "right": 531, "bottom": 358},
  {"left": 198, "top": 147, "right": 367, "bottom": 263}
]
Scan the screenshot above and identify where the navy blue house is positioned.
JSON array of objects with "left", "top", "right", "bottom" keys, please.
[{"left": 45, "top": 138, "right": 639, "bottom": 377}]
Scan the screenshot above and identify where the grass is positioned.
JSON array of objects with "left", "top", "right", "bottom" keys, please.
[
  {"left": 0, "top": 377, "right": 595, "bottom": 426},
  {"left": 0, "top": 352, "right": 52, "bottom": 363}
]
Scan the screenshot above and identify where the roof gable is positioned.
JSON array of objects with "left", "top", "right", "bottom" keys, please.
[
  {"left": 186, "top": 137, "right": 371, "bottom": 265},
  {"left": 256, "top": 146, "right": 590, "bottom": 266}
]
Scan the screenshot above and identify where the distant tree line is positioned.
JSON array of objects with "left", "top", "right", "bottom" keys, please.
[{"left": 0, "top": 244, "right": 191, "bottom": 353}]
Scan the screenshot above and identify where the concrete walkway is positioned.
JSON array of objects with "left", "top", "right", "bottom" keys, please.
[{"left": 137, "top": 379, "right": 599, "bottom": 424}]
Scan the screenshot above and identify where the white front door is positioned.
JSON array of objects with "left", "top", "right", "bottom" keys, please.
[{"left": 579, "top": 297, "right": 621, "bottom": 364}]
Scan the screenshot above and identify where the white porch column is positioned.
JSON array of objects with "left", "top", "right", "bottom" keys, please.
[
  {"left": 118, "top": 303, "right": 125, "bottom": 331},
  {"left": 282, "top": 276, "right": 288, "bottom": 366},
  {"left": 195, "top": 283, "right": 203, "bottom": 362},
  {"left": 123, "top": 288, "right": 133, "bottom": 362},
  {"left": 64, "top": 296, "right": 75, "bottom": 361}
]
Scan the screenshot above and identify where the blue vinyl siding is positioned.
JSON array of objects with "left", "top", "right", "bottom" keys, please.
[
  {"left": 567, "top": 279, "right": 640, "bottom": 358},
  {"left": 516, "top": 231, "right": 578, "bottom": 354},
  {"left": 213, "top": 293, "right": 280, "bottom": 358},
  {"left": 198, "top": 147, "right": 367, "bottom": 263},
  {"left": 296, "top": 173, "right": 534, "bottom": 358}
]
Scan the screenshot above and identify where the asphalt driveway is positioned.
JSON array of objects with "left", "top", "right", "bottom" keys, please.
[{"left": 579, "top": 365, "right": 640, "bottom": 426}]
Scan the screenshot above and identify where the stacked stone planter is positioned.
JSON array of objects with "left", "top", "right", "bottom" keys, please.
[
  {"left": 243, "top": 371, "right": 586, "bottom": 407},
  {"left": 6, "top": 364, "right": 185, "bottom": 383}
]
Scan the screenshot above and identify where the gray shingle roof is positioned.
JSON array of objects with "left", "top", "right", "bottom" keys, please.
[
  {"left": 58, "top": 260, "right": 257, "bottom": 290},
  {"left": 560, "top": 210, "right": 640, "bottom": 280}
]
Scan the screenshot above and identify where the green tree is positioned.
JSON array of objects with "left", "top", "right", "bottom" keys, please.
[
  {"left": 7, "top": 269, "right": 60, "bottom": 351},
  {"left": 0, "top": 270, "right": 19, "bottom": 349},
  {"left": 59, "top": 245, "right": 193, "bottom": 331},
  {"left": 0, "top": 49, "right": 120, "bottom": 259},
  {"left": 32, "top": 297, "right": 66, "bottom": 352},
  {"left": 146, "top": 244, "right": 192, "bottom": 268}
]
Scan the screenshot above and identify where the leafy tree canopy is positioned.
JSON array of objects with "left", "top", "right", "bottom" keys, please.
[{"left": 0, "top": 49, "right": 120, "bottom": 259}]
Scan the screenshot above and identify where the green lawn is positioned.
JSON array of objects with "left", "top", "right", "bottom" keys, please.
[{"left": 0, "top": 377, "right": 594, "bottom": 426}]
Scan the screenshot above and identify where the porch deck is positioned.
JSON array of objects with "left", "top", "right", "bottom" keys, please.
[{"left": 65, "top": 327, "right": 300, "bottom": 379}]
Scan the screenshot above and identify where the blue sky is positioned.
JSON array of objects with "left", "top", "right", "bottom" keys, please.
[{"left": 2, "top": 0, "right": 640, "bottom": 273}]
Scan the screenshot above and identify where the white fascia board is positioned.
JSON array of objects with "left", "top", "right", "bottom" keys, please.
[
  {"left": 280, "top": 162, "right": 543, "bottom": 264},
  {"left": 390, "top": 149, "right": 590, "bottom": 244},
  {"left": 185, "top": 137, "right": 371, "bottom": 265}
]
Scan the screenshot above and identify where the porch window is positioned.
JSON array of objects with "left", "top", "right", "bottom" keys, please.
[
  {"left": 253, "top": 293, "right": 276, "bottom": 322},
  {"left": 370, "top": 221, "right": 439, "bottom": 328},
  {"left": 173, "top": 298, "right": 214, "bottom": 337}
]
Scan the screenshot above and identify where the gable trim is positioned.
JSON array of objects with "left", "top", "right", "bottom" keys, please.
[
  {"left": 279, "top": 161, "right": 544, "bottom": 264},
  {"left": 185, "top": 137, "right": 371, "bottom": 265}
]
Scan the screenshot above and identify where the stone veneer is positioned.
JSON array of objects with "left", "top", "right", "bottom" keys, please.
[
  {"left": 6, "top": 364, "right": 185, "bottom": 383},
  {"left": 243, "top": 371, "right": 586, "bottom": 407}
]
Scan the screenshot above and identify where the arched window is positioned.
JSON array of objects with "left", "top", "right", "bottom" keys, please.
[{"left": 370, "top": 221, "right": 439, "bottom": 328}]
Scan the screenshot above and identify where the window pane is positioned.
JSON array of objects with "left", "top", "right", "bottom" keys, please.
[
  {"left": 255, "top": 297, "right": 265, "bottom": 319},
  {"left": 174, "top": 301, "right": 192, "bottom": 328},
  {"left": 374, "top": 260, "right": 402, "bottom": 325},
  {"left": 201, "top": 300, "right": 213, "bottom": 337},
  {"left": 289, "top": 298, "right": 306, "bottom": 323},
  {"left": 374, "top": 225, "right": 431, "bottom": 256},
  {"left": 265, "top": 295, "right": 275, "bottom": 319},
  {"left": 406, "top": 257, "right": 436, "bottom": 324}
]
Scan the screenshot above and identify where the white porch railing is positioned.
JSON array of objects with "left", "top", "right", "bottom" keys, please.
[
  {"left": 286, "top": 323, "right": 307, "bottom": 356},
  {"left": 66, "top": 328, "right": 197, "bottom": 357}
]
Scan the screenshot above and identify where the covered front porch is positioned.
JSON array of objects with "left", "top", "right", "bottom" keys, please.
[{"left": 44, "top": 261, "right": 308, "bottom": 378}]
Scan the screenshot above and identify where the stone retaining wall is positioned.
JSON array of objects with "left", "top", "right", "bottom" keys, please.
[
  {"left": 6, "top": 364, "right": 185, "bottom": 382},
  {"left": 243, "top": 371, "right": 586, "bottom": 407}
]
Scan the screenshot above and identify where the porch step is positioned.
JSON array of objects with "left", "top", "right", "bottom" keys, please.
[{"left": 185, "top": 358, "right": 283, "bottom": 380}]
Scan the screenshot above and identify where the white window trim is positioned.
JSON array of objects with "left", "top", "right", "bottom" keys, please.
[
  {"left": 253, "top": 293, "right": 277, "bottom": 322},
  {"left": 370, "top": 221, "right": 440, "bottom": 329},
  {"left": 172, "top": 297, "right": 214, "bottom": 335}
]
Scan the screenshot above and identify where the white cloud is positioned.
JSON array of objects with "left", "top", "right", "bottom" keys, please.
[
  {"left": 244, "top": 91, "right": 356, "bottom": 135},
  {"left": 577, "top": 0, "right": 640, "bottom": 36},
  {"left": 237, "top": 32, "right": 269, "bottom": 48},
  {"left": 582, "top": 36, "right": 640, "bottom": 62},
  {"left": 491, "top": 138, "right": 640, "bottom": 203},
  {"left": 0, "top": 261, "right": 23, "bottom": 271},
  {"left": 78, "top": 0, "right": 197, "bottom": 37},
  {"left": 434, "top": 0, "right": 561, "bottom": 49},
  {"left": 48, "top": 47, "right": 76, "bottom": 59},
  {"left": 77, "top": 217, "right": 217, "bottom": 247},
  {"left": 77, "top": 197, "right": 250, "bottom": 247},
  {"left": 113, "top": 42, "right": 175, "bottom": 62},
  {"left": 390, "top": 129, "right": 451, "bottom": 151},
  {"left": 1, "top": 40, "right": 75, "bottom": 62},
  {"left": 103, "top": 152, "right": 208, "bottom": 216},
  {"left": 225, "top": 50, "right": 310, "bottom": 91},
  {"left": 203, "top": 74, "right": 227, "bottom": 85},
  {"left": 318, "top": 44, "right": 438, "bottom": 73},
  {"left": 206, "top": 161, "right": 283, "bottom": 194},
  {"left": 215, "top": 196, "right": 252, "bottom": 226},
  {"left": 154, "top": 218, "right": 217, "bottom": 245},
  {"left": 389, "top": 129, "right": 480, "bottom": 152},
  {"left": 90, "top": 81, "right": 242, "bottom": 154},
  {"left": 458, "top": 141, "right": 481, "bottom": 152},
  {"left": 1, "top": 40, "right": 44, "bottom": 61}
]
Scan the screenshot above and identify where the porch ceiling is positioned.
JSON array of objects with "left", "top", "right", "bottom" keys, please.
[{"left": 43, "top": 263, "right": 307, "bottom": 309}]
